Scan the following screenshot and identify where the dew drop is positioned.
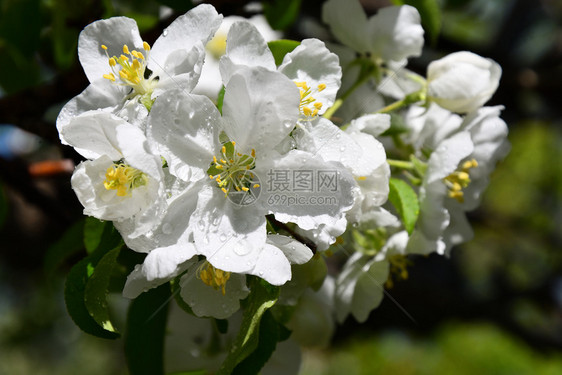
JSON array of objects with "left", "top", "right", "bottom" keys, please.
[
  {"left": 162, "top": 28, "right": 169, "bottom": 37},
  {"left": 198, "top": 220, "right": 205, "bottom": 230},
  {"left": 335, "top": 133, "right": 341, "bottom": 139},
  {"left": 219, "top": 234, "right": 227, "bottom": 242},
  {"left": 162, "top": 222, "right": 172, "bottom": 234},
  {"left": 290, "top": 245, "right": 296, "bottom": 251},
  {"left": 339, "top": 146, "right": 346, "bottom": 152},
  {"left": 283, "top": 120, "right": 294, "bottom": 129},
  {"left": 259, "top": 271, "right": 264, "bottom": 276}
]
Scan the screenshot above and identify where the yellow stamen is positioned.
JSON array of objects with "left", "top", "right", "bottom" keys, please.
[
  {"left": 101, "top": 45, "right": 108, "bottom": 50},
  {"left": 123, "top": 45, "right": 130, "bottom": 54},
  {"left": 143, "top": 41, "right": 150, "bottom": 51},
  {"left": 317, "top": 83, "right": 326, "bottom": 91},
  {"left": 197, "top": 262, "right": 231, "bottom": 295}
]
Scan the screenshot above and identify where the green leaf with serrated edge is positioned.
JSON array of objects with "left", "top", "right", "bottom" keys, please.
[
  {"left": 388, "top": 178, "right": 420, "bottom": 235},
  {"left": 264, "top": 0, "right": 301, "bottom": 30},
  {"left": 125, "top": 283, "right": 170, "bottom": 375},
  {"left": 267, "top": 40, "right": 301, "bottom": 66},
  {"left": 44, "top": 219, "right": 85, "bottom": 278},
  {"left": 84, "top": 217, "right": 109, "bottom": 254},
  {"left": 84, "top": 246, "right": 122, "bottom": 333},
  {"left": 232, "top": 310, "right": 282, "bottom": 375},
  {"left": 391, "top": 0, "right": 442, "bottom": 44},
  {"left": 217, "top": 277, "right": 279, "bottom": 375}
]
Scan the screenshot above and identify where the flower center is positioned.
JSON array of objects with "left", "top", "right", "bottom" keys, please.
[
  {"left": 101, "top": 42, "right": 157, "bottom": 109},
  {"left": 295, "top": 81, "right": 326, "bottom": 118},
  {"left": 207, "top": 141, "right": 260, "bottom": 196},
  {"left": 443, "top": 158, "right": 478, "bottom": 203},
  {"left": 206, "top": 32, "right": 227, "bottom": 60},
  {"left": 385, "top": 254, "right": 412, "bottom": 289},
  {"left": 103, "top": 163, "right": 148, "bottom": 197},
  {"left": 197, "top": 261, "right": 231, "bottom": 295}
]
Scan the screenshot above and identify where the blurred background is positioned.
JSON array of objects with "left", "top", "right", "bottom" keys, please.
[{"left": 0, "top": 0, "right": 561, "bottom": 374}]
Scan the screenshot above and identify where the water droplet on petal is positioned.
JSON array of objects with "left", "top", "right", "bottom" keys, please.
[
  {"left": 283, "top": 120, "right": 294, "bottom": 129},
  {"left": 162, "top": 222, "right": 172, "bottom": 234},
  {"left": 339, "top": 146, "right": 346, "bottom": 152},
  {"left": 162, "top": 28, "right": 169, "bottom": 37},
  {"left": 219, "top": 234, "right": 227, "bottom": 242}
]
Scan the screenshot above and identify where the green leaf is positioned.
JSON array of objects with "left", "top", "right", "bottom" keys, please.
[
  {"left": 125, "top": 283, "right": 171, "bottom": 375},
  {"left": 84, "top": 246, "right": 122, "bottom": 333},
  {"left": 267, "top": 40, "right": 301, "bottom": 66},
  {"left": 388, "top": 178, "right": 420, "bottom": 235},
  {"left": 232, "top": 310, "right": 283, "bottom": 375},
  {"left": 64, "top": 250, "right": 119, "bottom": 339},
  {"left": 263, "top": 0, "right": 301, "bottom": 30},
  {"left": 84, "top": 217, "right": 108, "bottom": 254},
  {"left": 64, "top": 222, "right": 123, "bottom": 339},
  {"left": 44, "top": 219, "right": 85, "bottom": 279},
  {"left": 217, "top": 278, "right": 280, "bottom": 375},
  {"left": 217, "top": 86, "right": 226, "bottom": 114},
  {"left": 391, "top": 0, "right": 442, "bottom": 44}
]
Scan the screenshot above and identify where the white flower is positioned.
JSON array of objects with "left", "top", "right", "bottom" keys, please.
[
  {"left": 62, "top": 111, "right": 165, "bottom": 236},
  {"left": 194, "top": 14, "right": 281, "bottom": 100},
  {"left": 146, "top": 67, "right": 355, "bottom": 287},
  {"left": 293, "top": 115, "right": 390, "bottom": 248},
  {"left": 219, "top": 21, "right": 342, "bottom": 119},
  {"left": 407, "top": 106, "right": 510, "bottom": 255},
  {"left": 427, "top": 51, "right": 502, "bottom": 113},
  {"left": 56, "top": 4, "right": 222, "bottom": 141},
  {"left": 322, "top": 0, "right": 424, "bottom": 64},
  {"left": 335, "top": 231, "right": 409, "bottom": 322}
]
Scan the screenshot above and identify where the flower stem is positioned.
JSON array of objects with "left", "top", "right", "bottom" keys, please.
[{"left": 387, "top": 159, "right": 415, "bottom": 170}]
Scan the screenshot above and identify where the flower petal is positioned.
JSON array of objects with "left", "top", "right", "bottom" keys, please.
[
  {"left": 322, "top": 0, "right": 370, "bottom": 53},
  {"left": 278, "top": 38, "right": 342, "bottom": 114},
  {"left": 123, "top": 245, "right": 197, "bottom": 298},
  {"left": 78, "top": 16, "right": 143, "bottom": 83},
  {"left": 152, "top": 42, "right": 206, "bottom": 96},
  {"left": 147, "top": 89, "right": 222, "bottom": 182},
  {"left": 179, "top": 260, "right": 249, "bottom": 319},
  {"left": 266, "top": 234, "right": 313, "bottom": 265},
  {"left": 62, "top": 111, "right": 126, "bottom": 160},
  {"left": 258, "top": 149, "right": 356, "bottom": 231},
  {"left": 191, "top": 184, "right": 267, "bottom": 274},
  {"left": 367, "top": 5, "right": 424, "bottom": 62},
  {"left": 149, "top": 4, "right": 222, "bottom": 73},
  {"left": 222, "top": 67, "right": 300, "bottom": 153},
  {"left": 250, "top": 242, "right": 292, "bottom": 285},
  {"left": 56, "top": 80, "right": 127, "bottom": 145},
  {"left": 219, "top": 21, "right": 276, "bottom": 85},
  {"left": 426, "top": 132, "right": 474, "bottom": 183}
]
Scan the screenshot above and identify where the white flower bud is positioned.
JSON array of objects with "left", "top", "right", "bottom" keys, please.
[{"left": 427, "top": 51, "right": 502, "bottom": 113}]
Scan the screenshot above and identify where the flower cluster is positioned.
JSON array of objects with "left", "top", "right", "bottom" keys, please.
[{"left": 58, "top": 1, "right": 509, "bottom": 373}]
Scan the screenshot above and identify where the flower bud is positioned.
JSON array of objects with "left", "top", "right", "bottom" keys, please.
[{"left": 427, "top": 51, "right": 501, "bottom": 113}]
